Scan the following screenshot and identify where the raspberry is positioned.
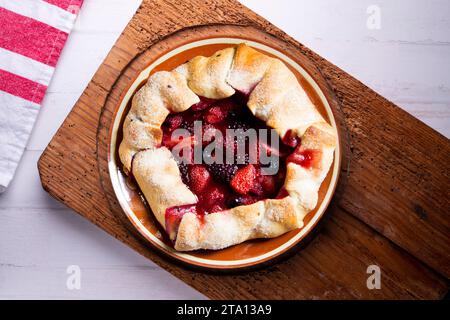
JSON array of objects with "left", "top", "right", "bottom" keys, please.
[
  {"left": 206, "top": 163, "right": 238, "bottom": 183},
  {"left": 165, "top": 114, "right": 183, "bottom": 131},
  {"left": 230, "top": 164, "right": 257, "bottom": 195},
  {"left": 188, "top": 165, "right": 212, "bottom": 193}
]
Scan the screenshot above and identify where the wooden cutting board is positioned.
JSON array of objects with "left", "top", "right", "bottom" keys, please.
[{"left": 38, "top": 0, "right": 450, "bottom": 299}]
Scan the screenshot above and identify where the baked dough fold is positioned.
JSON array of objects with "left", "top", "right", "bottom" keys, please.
[{"left": 119, "top": 71, "right": 199, "bottom": 171}]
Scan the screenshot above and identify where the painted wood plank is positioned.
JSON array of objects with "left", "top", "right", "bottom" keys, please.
[
  {"left": 241, "top": 0, "right": 450, "bottom": 43},
  {"left": 0, "top": 209, "right": 204, "bottom": 299},
  {"left": 0, "top": 151, "right": 64, "bottom": 210}
]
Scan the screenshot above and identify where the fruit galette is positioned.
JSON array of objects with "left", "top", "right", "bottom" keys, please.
[{"left": 119, "top": 43, "right": 337, "bottom": 251}]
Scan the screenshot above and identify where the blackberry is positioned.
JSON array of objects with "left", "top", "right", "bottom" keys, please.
[
  {"left": 206, "top": 163, "right": 238, "bottom": 183},
  {"left": 226, "top": 196, "right": 243, "bottom": 208},
  {"left": 177, "top": 162, "right": 190, "bottom": 185}
]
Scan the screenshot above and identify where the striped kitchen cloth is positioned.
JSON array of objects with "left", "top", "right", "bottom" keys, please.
[{"left": 0, "top": 0, "right": 83, "bottom": 193}]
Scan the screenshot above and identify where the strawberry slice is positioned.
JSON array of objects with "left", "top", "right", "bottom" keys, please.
[
  {"left": 230, "top": 164, "right": 257, "bottom": 195},
  {"left": 165, "top": 204, "right": 197, "bottom": 240},
  {"left": 188, "top": 165, "right": 212, "bottom": 193}
]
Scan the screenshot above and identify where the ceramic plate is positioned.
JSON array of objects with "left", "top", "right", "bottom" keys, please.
[{"left": 108, "top": 38, "right": 341, "bottom": 270}]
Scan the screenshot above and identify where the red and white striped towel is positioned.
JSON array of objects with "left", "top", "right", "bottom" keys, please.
[{"left": 0, "top": 0, "right": 83, "bottom": 193}]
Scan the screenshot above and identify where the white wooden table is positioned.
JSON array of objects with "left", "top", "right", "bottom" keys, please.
[{"left": 0, "top": 0, "right": 448, "bottom": 299}]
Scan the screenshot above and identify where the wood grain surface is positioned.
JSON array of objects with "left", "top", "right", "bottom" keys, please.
[{"left": 37, "top": 0, "right": 450, "bottom": 299}]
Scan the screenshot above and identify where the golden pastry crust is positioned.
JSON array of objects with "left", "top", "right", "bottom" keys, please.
[
  {"left": 227, "top": 43, "right": 274, "bottom": 94},
  {"left": 119, "top": 71, "right": 199, "bottom": 171},
  {"left": 119, "top": 43, "right": 337, "bottom": 251},
  {"left": 174, "top": 197, "right": 303, "bottom": 251},
  {"left": 132, "top": 148, "right": 197, "bottom": 230},
  {"left": 175, "top": 47, "right": 236, "bottom": 99}
]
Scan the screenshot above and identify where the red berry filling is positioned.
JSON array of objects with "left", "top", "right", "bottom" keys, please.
[
  {"left": 286, "top": 147, "right": 321, "bottom": 169},
  {"left": 204, "top": 100, "right": 234, "bottom": 124},
  {"left": 188, "top": 165, "right": 212, "bottom": 194},
  {"left": 230, "top": 164, "right": 257, "bottom": 195},
  {"left": 161, "top": 92, "right": 320, "bottom": 228},
  {"left": 191, "top": 96, "right": 216, "bottom": 111},
  {"left": 282, "top": 129, "right": 301, "bottom": 148},
  {"left": 165, "top": 204, "right": 197, "bottom": 239}
]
